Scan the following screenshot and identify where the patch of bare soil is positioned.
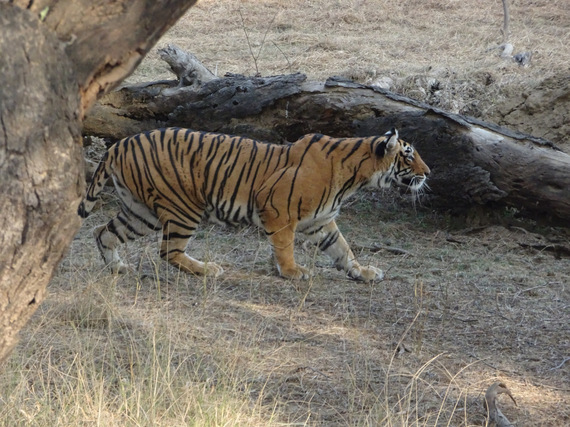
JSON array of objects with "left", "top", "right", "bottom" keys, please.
[
  {"left": 492, "top": 74, "right": 570, "bottom": 148},
  {"left": 391, "top": 70, "right": 570, "bottom": 149}
]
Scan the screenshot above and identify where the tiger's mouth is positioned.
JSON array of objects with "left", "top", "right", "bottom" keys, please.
[{"left": 400, "top": 175, "right": 427, "bottom": 191}]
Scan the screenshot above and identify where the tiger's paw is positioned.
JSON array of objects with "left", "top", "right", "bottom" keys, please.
[
  {"left": 109, "top": 261, "right": 132, "bottom": 275},
  {"left": 348, "top": 265, "right": 384, "bottom": 282},
  {"left": 278, "top": 264, "right": 311, "bottom": 280},
  {"left": 203, "top": 262, "right": 224, "bottom": 277}
]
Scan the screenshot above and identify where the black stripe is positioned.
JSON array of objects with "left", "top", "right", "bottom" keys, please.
[
  {"left": 326, "top": 137, "right": 344, "bottom": 156},
  {"left": 244, "top": 140, "right": 259, "bottom": 182},
  {"left": 77, "top": 202, "right": 88, "bottom": 218},
  {"left": 117, "top": 214, "right": 146, "bottom": 237},
  {"left": 107, "top": 220, "right": 125, "bottom": 244},
  {"left": 232, "top": 206, "right": 242, "bottom": 223},
  {"left": 123, "top": 205, "right": 162, "bottom": 230},
  {"left": 129, "top": 134, "right": 148, "bottom": 200},
  {"left": 314, "top": 188, "right": 329, "bottom": 217},
  {"left": 141, "top": 131, "right": 205, "bottom": 220},
  {"left": 374, "top": 136, "right": 389, "bottom": 157},
  {"left": 226, "top": 162, "right": 249, "bottom": 221},
  {"left": 164, "top": 231, "right": 194, "bottom": 240},
  {"left": 332, "top": 169, "right": 358, "bottom": 208},
  {"left": 303, "top": 225, "right": 324, "bottom": 236},
  {"left": 163, "top": 218, "right": 198, "bottom": 231},
  {"left": 160, "top": 248, "right": 185, "bottom": 258},
  {"left": 340, "top": 138, "right": 364, "bottom": 164},
  {"left": 286, "top": 135, "right": 321, "bottom": 214},
  {"left": 319, "top": 230, "right": 339, "bottom": 252}
]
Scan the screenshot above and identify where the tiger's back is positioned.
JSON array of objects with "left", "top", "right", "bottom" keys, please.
[
  {"left": 109, "top": 129, "right": 291, "bottom": 226},
  {"left": 79, "top": 127, "right": 430, "bottom": 280}
]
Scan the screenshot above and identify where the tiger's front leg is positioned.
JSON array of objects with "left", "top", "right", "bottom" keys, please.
[{"left": 304, "top": 220, "right": 384, "bottom": 282}]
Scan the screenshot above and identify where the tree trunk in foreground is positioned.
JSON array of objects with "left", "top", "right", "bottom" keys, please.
[
  {"left": 83, "top": 48, "right": 570, "bottom": 225},
  {"left": 0, "top": 1, "right": 196, "bottom": 365}
]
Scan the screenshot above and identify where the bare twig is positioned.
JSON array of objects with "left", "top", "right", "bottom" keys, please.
[
  {"left": 300, "top": 366, "right": 332, "bottom": 380},
  {"left": 445, "top": 235, "right": 466, "bottom": 244},
  {"left": 512, "top": 285, "right": 546, "bottom": 299},
  {"left": 519, "top": 242, "right": 570, "bottom": 258},
  {"left": 549, "top": 357, "right": 570, "bottom": 371},
  {"left": 502, "top": 0, "right": 510, "bottom": 44},
  {"left": 272, "top": 41, "right": 293, "bottom": 74},
  {"left": 371, "top": 243, "right": 412, "bottom": 256},
  {"left": 350, "top": 243, "right": 412, "bottom": 256},
  {"left": 237, "top": 9, "right": 257, "bottom": 74},
  {"left": 238, "top": 9, "right": 279, "bottom": 76}
]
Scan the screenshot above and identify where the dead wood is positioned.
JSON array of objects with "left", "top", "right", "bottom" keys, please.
[
  {"left": 157, "top": 44, "right": 216, "bottom": 89},
  {"left": 484, "top": 382, "right": 517, "bottom": 427},
  {"left": 83, "top": 47, "right": 570, "bottom": 225},
  {"left": 371, "top": 243, "right": 412, "bottom": 256}
]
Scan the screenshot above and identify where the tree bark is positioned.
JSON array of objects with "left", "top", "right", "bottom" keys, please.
[
  {"left": 83, "top": 49, "right": 570, "bottom": 225},
  {"left": 0, "top": 0, "right": 196, "bottom": 364},
  {"left": 0, "top": 5, "right": 82, "bottom": 363},
  {"left": 9, "top": 0, "right": 197, "bottom": 115}
]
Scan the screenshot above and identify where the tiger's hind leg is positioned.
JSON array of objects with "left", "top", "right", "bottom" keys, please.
[
  {"left": 95, "top": 203, "right": 161, "bottom": 274},
  {"left": 159, "top": 214, "right": 224, "bottom": 277},
  {"left": 265, "top": 223, "right": 310, "bottom": 280},
  {"left": 301, "top": 220, "right": 383, "bottom": 282}
]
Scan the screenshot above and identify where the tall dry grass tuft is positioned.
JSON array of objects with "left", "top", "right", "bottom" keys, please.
[{"left": 0, "top": 273, "right": 277, "bottom": 426}]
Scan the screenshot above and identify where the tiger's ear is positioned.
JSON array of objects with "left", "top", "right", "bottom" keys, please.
[
  {"left": 386, "top": 127, "right": 398, "bottom": 150},
  {"left": 375, "top": 128, "right": 399, "bottom": 157}
]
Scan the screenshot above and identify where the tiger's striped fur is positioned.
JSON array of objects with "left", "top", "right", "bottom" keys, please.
[{"left": 78, "top": 127, "right": 430, "bottom": 281}]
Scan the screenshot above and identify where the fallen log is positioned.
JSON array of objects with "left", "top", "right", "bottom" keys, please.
[{"left": 83, "top": 46, "right": 570, "bottom": 225}]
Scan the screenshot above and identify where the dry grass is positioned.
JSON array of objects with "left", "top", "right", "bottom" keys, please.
[
  {"left": 3, "top": 192, "right": 569, "bottom": 425},
  {"left": 2, "top": 1, "right": 570, "bottom": 426},
  {"left": 133, "top": 0, "right": 570, "bottom": 83}
]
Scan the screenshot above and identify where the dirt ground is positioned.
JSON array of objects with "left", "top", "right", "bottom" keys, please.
[{"left": 3, "top": 1, "right": 569, "bottom": 426}]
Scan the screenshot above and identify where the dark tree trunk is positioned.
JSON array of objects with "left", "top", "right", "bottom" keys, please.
[
  {"left": 83, "top": 48, "right": 570, "bottom": 225},
  {"left": 0, "top": 0, "right": 197, "bottom": 364}
]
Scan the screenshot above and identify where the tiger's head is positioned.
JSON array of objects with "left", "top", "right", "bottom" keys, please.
[{"left": 372, "top": 128, "right": 430, "bottom": 195}]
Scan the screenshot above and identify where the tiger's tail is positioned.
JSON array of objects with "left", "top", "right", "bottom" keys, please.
[{"left": 77, "top": 150, "right": 114, "bottom": 218}]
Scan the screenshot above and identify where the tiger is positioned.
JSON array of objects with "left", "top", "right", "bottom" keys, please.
[{"left": 78, "top": 127, "right": 430, "bottom": 281}]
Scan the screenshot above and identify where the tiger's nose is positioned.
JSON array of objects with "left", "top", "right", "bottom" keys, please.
[{"left": 424, "top": 166, "right": 431, "bottom": 176}]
